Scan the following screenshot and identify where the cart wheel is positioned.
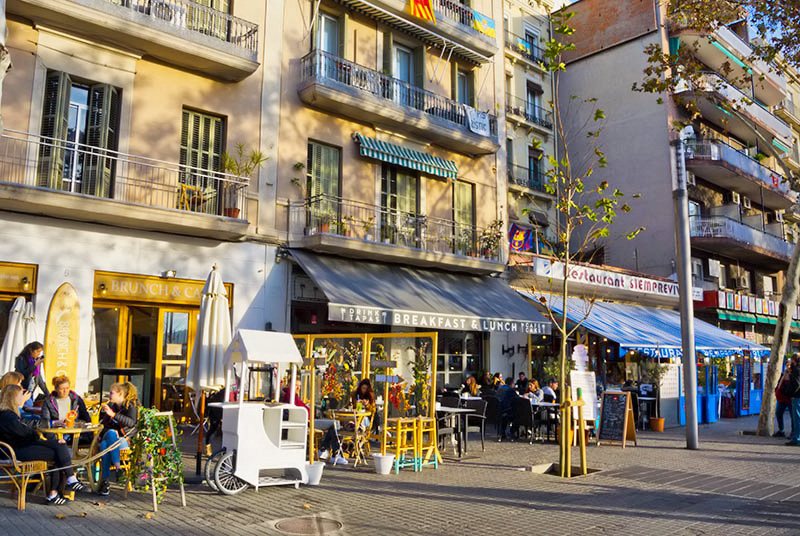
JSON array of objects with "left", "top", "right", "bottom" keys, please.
[
  {"left": 204, "top": 449, "right": 226, "bottom": 491},
  {"left": 213, "top": 451, "right": 248, "bottom": 495}
]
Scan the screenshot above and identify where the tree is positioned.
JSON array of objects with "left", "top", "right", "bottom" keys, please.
[
  {"left": 634, "top": 0, "right": 800, "bottom": 436},
  {"left": 526, "top": 6, "right": 644, "bottom": 473}
]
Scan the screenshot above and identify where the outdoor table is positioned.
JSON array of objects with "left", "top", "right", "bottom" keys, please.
[
  {"left": 330, "top": 410, "right": 371, "bottom": 467},
  {"left": 531, "top": 401, "right": 560, "bottom": 407},
  {"left": 39, "top": 423, "right": 102, "bottom": 497},
  {"left": 436, "top": 406, "right": 474, "bottom": 458}
]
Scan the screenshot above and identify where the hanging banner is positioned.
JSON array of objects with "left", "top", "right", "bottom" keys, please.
[
  {"left": 472, "top": 10, "right": 496, "bottom": 38},
  {"left": 44, "top": 282, "right": 80, "bottom": 383},
  {"left": 465, "top": 105, "right": 491, "bottom": 136},
  {"left": 509, "top": 223, "right": 533, "bottom": 252},
  {"left": 410, "top": 0, "right": 436, "bottom": 24}
]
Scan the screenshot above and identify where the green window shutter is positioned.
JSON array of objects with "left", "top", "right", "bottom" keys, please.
[
  {"left": 450, "top": 62, "right": 458, "bottom": 100},
  {"left": 414, "top": 45, "right": 425, "bottom": 88},
  {"left": 467, "top": 71, "right": 475, "bottom": 107},
  {"left": 383, "top": 33, "right": 393, "bottom": 76},
  {"left": 395, "top": 170, "right": 418, "bottom": 216},
  {"left": 454, "top": 181, "right": 474, "bottom": 227},
  {"left": 38, "top": 70, "right": 71, "bottom": 190},
  {"left": 180, "top": 109, "right": 225, "bottom": 213},
  {"left": 307, "top": 141, "right": 340, "bottom": 221},
  {"left": 83, "top": 84, "right": 119, "bottom": 198},
  {"left": 338, "top": 12, "right": 349, "bottom": 60}
]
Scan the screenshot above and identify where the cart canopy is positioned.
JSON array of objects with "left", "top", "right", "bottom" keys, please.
[{"left": 224, "top": 330, "right": 303, "bottom": 367}]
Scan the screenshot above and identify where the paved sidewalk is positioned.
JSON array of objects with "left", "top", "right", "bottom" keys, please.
[{"left": 0, "top": 416, "right": 798, "bottom": 536}]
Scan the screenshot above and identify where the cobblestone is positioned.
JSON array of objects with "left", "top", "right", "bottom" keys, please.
[{"left": 0, "top": 416, "right": 797, "bottom": 535}]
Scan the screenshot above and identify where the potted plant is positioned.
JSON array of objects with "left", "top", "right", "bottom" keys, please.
[
  {"left": 646, "top": 362, "right": 671, "bottom": 432},
  {"left": 361, "top": 216, "right": 375, "bottom": 241},
  {"left": 480, "top": 219, "right": 504, "bottom": 259},
  {"left": 220, "top": 143, "right": 267, "bottom": 218}
]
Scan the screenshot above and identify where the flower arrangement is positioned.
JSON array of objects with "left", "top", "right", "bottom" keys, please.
[
  {"left": 128, "top": 407, "right": 184, "bottom": 504},
  {"left": 410, "top": 342, "right": 431, "bottom": 416},
  {"left": 319, "top": 341, "right": 361, "bottom": 401},
  {"left": 388, "top": 382, "right": 410, "bottom": 414}
]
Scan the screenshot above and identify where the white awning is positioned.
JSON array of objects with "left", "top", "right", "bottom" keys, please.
[{"left": 224, "top": 330, "right": 304, "bottom": 366}]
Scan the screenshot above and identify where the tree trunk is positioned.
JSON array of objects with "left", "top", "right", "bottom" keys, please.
[
  {"left": 558, "top": 228, "right": 571, "bottom": 474},
  {"left": 757, "top": 246, "right": 800, "bottom": 435}
]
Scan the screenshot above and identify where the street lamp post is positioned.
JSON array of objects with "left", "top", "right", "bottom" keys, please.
[{"left": 673, "top": 128, "right": 700, "bottom": 450}]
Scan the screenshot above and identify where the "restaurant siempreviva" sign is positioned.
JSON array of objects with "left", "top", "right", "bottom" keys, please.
[{"left": 330, "top": 303, "right": 551, "bottom": 334}]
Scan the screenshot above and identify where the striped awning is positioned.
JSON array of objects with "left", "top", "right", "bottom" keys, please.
[{"left": 353, "top": 133, "right": 458, "bottom": 180}]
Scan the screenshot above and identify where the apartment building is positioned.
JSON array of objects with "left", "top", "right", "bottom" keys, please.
[
  {"left": 553, "top": 0, "right": 800, "bottom": 352},
  {"left": 276, "top": 0, "right": 550, "bottom": 387},
  {"left": 0, "top": 1, "right": 288, "bottom": 409}
]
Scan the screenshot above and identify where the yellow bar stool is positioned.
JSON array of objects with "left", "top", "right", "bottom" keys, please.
[
  {"left": 385, "top": 417, "right": 418, "bottom": 473},
  {"left": 416, "top": 416, "right": 438, "bottom": 470}
]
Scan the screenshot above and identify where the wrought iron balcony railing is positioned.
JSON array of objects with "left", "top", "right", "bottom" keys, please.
[
  {"left": 507, "top": 163, "right": 548, "bottom": 193},
  {"left": 505, "top": 95, "right": 553, "bottom": 130},
  {"left": 432, "top": 0, "right": 494, "bottom": 37},
  {"left": 0, "top": 129, "right": 249, "bottom": 219},
  {"left": 100, "top": 0, "right": 258, "bottom": 54},
  {"left": 504, "top": 31, "right": 545, "bottom": 64},
  {"left": 300, "top": 50, "right": 498, "bottom": 138},
  {"left": 689, "top": 214, "right": 794, "bottom": 259},
  {"left": 292, "top": 194, "right": 502, "bottom": 262}
]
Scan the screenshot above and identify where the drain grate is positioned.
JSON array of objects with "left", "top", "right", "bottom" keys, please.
[{"left": 274, "top": 516, "right": 343, "bottom": 535}]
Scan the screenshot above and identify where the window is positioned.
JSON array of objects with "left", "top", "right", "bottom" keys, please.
[
  {"left": 691, "top": 257, "right": 704, "bottom": 285},
  {"left": 688, "top": 200, "right": 701, "bottom": 218},
  {"left": 381, "top": 165, "right": 419, "bottom": 246},
  {"left": 180, "top": 109, "right": 225, "bottom": 214},
  {"left": 719, "top": 263, "right": 728, "bottom": 289},
  {"left": 453, "top": 181, "right": 475, "bottom": 255},
  {"left": 306, "top": 141, "right": 341, "bottom": 226},
  {"left": 319, "top": 12, "right": 340, "bottom": 55},
  {"left": 38, "top": 71, "right": 120, "bottom": 198},
  {"left": 528, "top": 147, "right": 542, "bottom": 187},
  {"left": 455, "top": 68, "right": 474, "bottom": 106},
  {"left": 526, "top": 81, "right": 542, "bottom": 122},
  {"left": 524, "top": 28, "right": 539, "bottom": 60}
]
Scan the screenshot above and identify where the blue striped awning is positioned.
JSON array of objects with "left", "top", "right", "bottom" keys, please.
[{"left": 353, "top": 133, "right": 458, "bottom": 180}]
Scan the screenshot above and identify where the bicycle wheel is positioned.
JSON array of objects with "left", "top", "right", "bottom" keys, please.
[
  {"left": 213, "top": 451, "right": 248, "bottom": 495},
  {"left": 204, "top": 449, "right": 225, "bottom": 491}
]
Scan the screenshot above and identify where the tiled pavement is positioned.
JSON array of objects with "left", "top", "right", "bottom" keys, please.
[{"left": 1, "top": 416, "right": 798, "bottom": 536}]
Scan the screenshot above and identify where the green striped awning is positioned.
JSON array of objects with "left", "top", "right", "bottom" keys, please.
[
  {"left": 353, "top": 133, "right": 458, "bottom": 180},
  {"left": 717, "top": 310, "right": 757, "bottom": 323}
]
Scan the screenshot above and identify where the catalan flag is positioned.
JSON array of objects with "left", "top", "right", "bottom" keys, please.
[{"left": 411, "top": 0, "right": 436, "bottom": 24}]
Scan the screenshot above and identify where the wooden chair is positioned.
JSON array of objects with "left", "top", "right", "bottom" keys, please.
[
  {"left": 0, "top": 441, "right": 47, "bottom": 510},
  {"left": 384, "top": 417, "right": 418, "bottom": 473},
  {"left": 416, "top": 416, "right": 438, "bottom": 469}
]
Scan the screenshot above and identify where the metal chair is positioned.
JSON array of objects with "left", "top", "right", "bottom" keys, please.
[
  {"left": 512, "top": 398, "right": 535, "bottom": 444},
  {"left": 462, "top": 399, "right": 487, "bottom": 452}
]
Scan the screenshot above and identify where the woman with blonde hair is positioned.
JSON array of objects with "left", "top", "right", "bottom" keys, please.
[
  {"left": 0, "top": 384, "right": 86, "bottom": 504},
  {"left": 96, "top": 382, "right": 139, "bottom": 496}
]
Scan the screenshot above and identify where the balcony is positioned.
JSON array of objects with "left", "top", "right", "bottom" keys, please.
[
  {"left": 0, "top": 130, "right": 250, "bottom": 240},
  {"left": 685, "top": 140, "right": 795, "bottom": 209},
  {"left": 504, "top": 31, "right": 545, "bottom": 66},
  {"left": 299, "top": 50, "right": 499, "bottom": 155},
  {"left": 8, "top": 0, "right": 259, "bottom": 81},
  {"left": 288, "top": 194, "right": 505, "bottom": 274},
  {"left": 671, "top": 24, "right": 785, "bottom": 106},
  {"left": 776, "top": 99, "right": 800, "bottom": 128},
  {"left": 505, "top": 96, "right": 553, "bottom": 132},
  {"left": 690, "top": 214, "right": 795, "bottom": 269},
  {"left": 674, "top": 71, "right": 792, "bottom": 149},
  {"left": 336, "top": 0, "right": 497, "bottom": 61},
  {"left": 507, "top": 163, "right": 549, "bottom": 194}
]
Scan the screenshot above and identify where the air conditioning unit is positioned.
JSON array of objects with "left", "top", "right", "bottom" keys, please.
[
  {"left": 686, "top": 171, "right": 696, "bottom": 186},
  {"left": 776, "top": 210, "right": 785, "bottom": 222},
  {"left": 731, "top": 192, "right": 741, "bottom": 205},
  {"left": 736, "top": 276, "right": 750, "bottom": 289},
  {"left": 742, "top": 196, "right": 752, "bottom": 209}
]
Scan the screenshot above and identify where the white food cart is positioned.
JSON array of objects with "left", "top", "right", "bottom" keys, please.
[{"left": 206, "top": 330, "right": 309, "bottom": 495}]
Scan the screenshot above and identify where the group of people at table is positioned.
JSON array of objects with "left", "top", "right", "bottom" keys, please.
[{"left": 0, "top": 342, "right": 138, "bottom": 506}]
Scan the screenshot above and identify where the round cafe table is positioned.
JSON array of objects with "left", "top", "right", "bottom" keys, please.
[{"left": 39, "top": 423, "right": 103, "bottom": 495}]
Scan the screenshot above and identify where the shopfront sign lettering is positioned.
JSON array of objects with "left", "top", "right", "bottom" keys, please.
[
  {"left": 330, "top": 303, "right": 550, "bottom": 334},
  {"left": 93, "top": 271, "right": 232, "bottom": 307}
]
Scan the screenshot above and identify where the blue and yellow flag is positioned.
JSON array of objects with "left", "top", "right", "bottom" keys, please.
[
  {"left": 472, "top": 10, "right": 496, "bottom": 39},
  {"left": 411, "top": 0, "right": 436, "bottom": 24}
]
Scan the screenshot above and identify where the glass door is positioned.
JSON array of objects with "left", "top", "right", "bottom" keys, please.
[{"left": 155, "top": 309, "right": 197, "bottom": 414}]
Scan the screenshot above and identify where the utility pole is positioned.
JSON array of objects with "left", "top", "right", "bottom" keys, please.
[{"left": 673, "top": 127, "right": 699, "bottom": 450}]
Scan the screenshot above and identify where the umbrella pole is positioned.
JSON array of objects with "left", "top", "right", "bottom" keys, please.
[{"left": 196, "top": 390, "right": 206, "bottom": 475}]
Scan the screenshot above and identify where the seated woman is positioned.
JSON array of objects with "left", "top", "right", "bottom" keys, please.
[
  {"left": 0, "top": 384, "right": 86, "bottom": 505},
  {"left": 461, "top": 375, "right": 480, "bottom": 397},
  {"left": 96, "top": 382, "right": 139, "bottom": 497},
  {"left": 281, "top": 378, "right": 347, "bottom": 466},
  {"left": 523, "top": 379, "right": 544, "bottom": 403},
  {"left": 0, "top": 371, "right": 40, "bottom": 423},
  {"left": 40, "top": 376, "right": 91, "bottom": 427}
]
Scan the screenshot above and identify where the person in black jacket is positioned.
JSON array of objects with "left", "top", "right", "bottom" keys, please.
[
  {"left": 14, "top": 341, "right": 47, "bottom": 396},
  {"left": 96, "top": 382, "right": 139, "bottom": 496},
  {"left": 786, "top": 354, "right": 800, "bottom": 446},
  {"left": 0, "top": 384, "right": 86, "bottom": 505},
  {"left": 40, "top": 375, "right": 91, "bottom": 426}
]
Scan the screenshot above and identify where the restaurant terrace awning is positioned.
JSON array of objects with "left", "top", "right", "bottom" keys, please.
[
  {"left": 518, "top": 292, "right": 767, "bottom": 358},
  {"left": 353, "top": 133, "right": 458, "bottom": 180},
  {"left": 291, "top": 250, "right": 551, "bottom": 334}
]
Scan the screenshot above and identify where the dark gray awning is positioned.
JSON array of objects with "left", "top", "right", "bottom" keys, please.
[{"left": 290, "top": 250, "right": 551, "bottom": 334}]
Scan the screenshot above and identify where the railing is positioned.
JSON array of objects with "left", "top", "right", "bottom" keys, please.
[
  {"left": 777, "top": 98, "right": 797, "bottom": 118},
  {"left": 505, "top": 95, "right": 553, "bottom": 129},
  {"left": 507, "top": 163, "right": 548, "bottom": 193},
  {"left": 293, "top": 194, "right": 502, "bottom": 262},
  {"left": 689, "top": 215, "right": 794, "bottom": 259},
  {"left": 301, "top": 50, "right": 497, "bottom": 137},
  {"left": 685, "top": 139, "right": 791, "bottom": 195},
  {"left": 504, "top": 31, "right": 545, "bottom": 63},
  {"left": 431, "top": 0, "right": 493, "bottom": 37},
  {"left": 99, "top": 0, "right": 258, "bottom": 54},
  {"left": 0, "top": 129, "right": 249, "bottom": 219}
]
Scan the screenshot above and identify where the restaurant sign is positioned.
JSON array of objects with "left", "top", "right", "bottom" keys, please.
[
  {"left": 329, "top": 303, "right": 551, "bottom": 334},
  {"left": 94, "top": 271, "right": 233, "bottom": 307},
  {"left": 0, "top": 262, "right": 37, "bottom": 294}
]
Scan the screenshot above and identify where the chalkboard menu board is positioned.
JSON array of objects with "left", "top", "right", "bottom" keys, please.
[
  {"left": 742, "top": 354, "right": 752, "bottom": 411},
  {"left": 597, "top": 391, "right": 637, "bottom": 447}
]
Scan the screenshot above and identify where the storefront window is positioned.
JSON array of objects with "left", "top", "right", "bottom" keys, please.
[
  {"left": 436, "top": 331, "right": 482, "bottom": 390},
  {"left": 0, "top": 299, "right": 13, "bottom": 352}
]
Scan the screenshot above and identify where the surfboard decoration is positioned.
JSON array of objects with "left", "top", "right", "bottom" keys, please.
[{"left": 44, "top": 282, "right": 80, "bottom": 383}]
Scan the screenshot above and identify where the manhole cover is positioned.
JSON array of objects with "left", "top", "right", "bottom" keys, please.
[{"left": 274, "top": 516, "right": 343, "bottom": 535}]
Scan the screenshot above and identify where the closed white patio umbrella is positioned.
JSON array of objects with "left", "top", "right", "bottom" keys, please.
[
  {"left": 0, "top": 297, "right": 26, "bottom": 374},
  {"left": 185, "top": 265, "right": 232, "bottom": 474}
]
